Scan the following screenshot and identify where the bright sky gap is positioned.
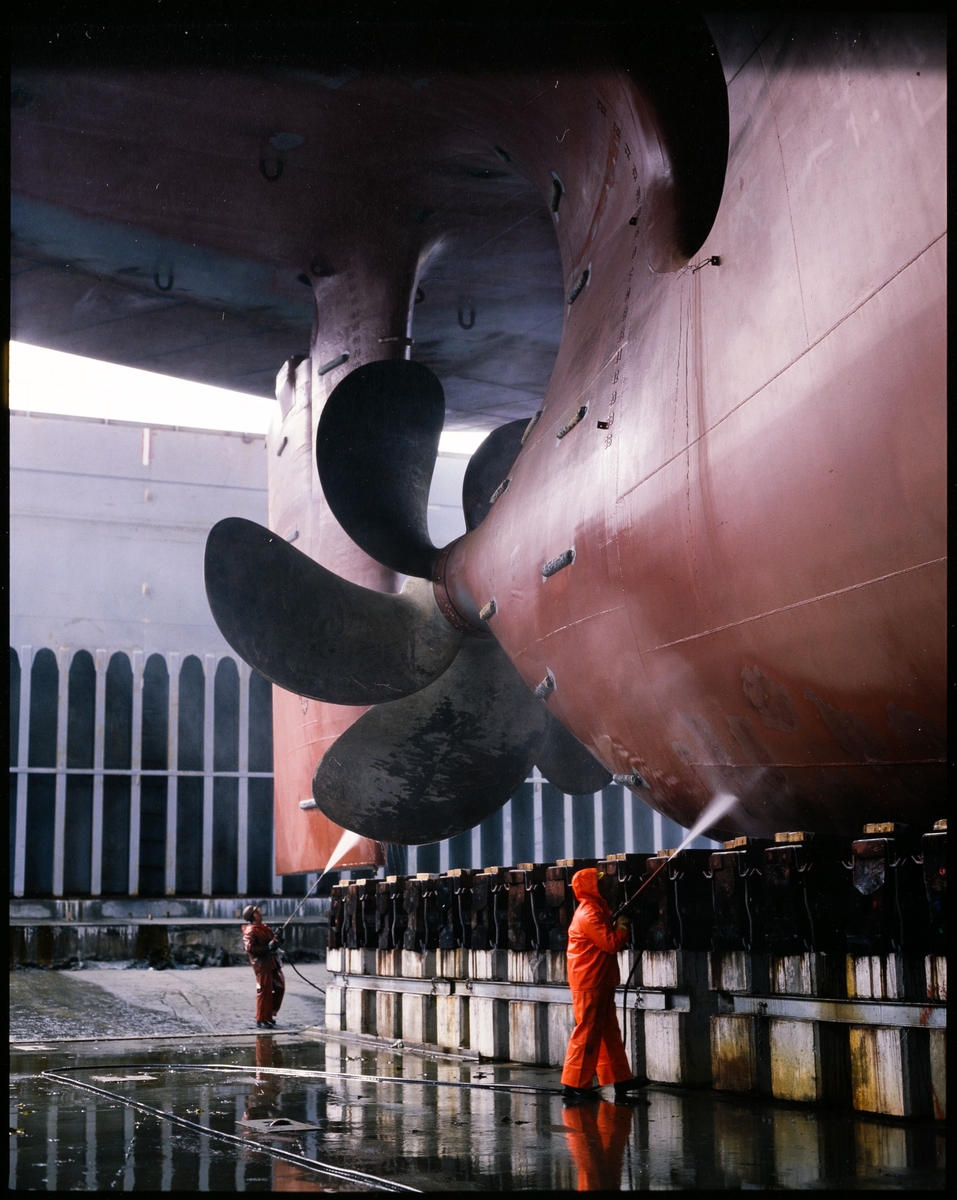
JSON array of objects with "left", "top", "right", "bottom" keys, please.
[{"left": 7, "top": 341, "right": 490, "bottom": 455}]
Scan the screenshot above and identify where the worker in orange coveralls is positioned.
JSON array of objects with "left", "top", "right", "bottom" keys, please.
[
  {"left": 241, "top": 905, "right": 285, "bottom": 1028},
  {"left": 562, "top": 1099, "right": 635, "bottom": 1190},
  {"left": 561, "top": 867, "right": 648, "bottom": 1104}
]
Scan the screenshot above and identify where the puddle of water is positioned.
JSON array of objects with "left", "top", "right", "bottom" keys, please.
[{"left": 8, "top": 1034, "right": 945, "bottom": 1191}]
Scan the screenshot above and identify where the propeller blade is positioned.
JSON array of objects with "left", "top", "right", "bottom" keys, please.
[
  {"left": 205, "top": 517, "right": 462, "bottom": 704},
  {"left": 311, "top": 637, "right": 549, "bottom": 843},
  {"left": 462, "top": 418, "right": 530, "bottom": 531},
  {"left": 535, "top": 714, "right": 613, "bottom": 794},
  {"left": 316, "top": 359, "right": 445, "bottom": 578}
]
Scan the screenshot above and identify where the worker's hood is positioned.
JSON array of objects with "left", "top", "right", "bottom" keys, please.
[{"left": 571, "top": 867, "right": 607, "bottom": 907}]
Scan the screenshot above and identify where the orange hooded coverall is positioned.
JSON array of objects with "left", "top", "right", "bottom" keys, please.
[{"left": 560, "top": 867, "right": 633, "bottom": 1090}]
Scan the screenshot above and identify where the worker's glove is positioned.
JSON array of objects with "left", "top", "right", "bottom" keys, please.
[
  {"left": 267, "top": 938, "right": 280, "bottom": 953},
  {"left": 615, "top": 917, "right": 632, "bottom": 932},
  {"left": 274, "top": 932, "right": 284, "bottom": 945}
]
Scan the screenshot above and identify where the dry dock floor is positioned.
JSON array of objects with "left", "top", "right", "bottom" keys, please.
[{"left": 9, "top": 964, "right": 946, "bottom": 1191}]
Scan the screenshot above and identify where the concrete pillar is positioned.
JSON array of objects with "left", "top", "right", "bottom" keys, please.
[
  {"left": 165, "top": 652, "right": 179, "bottom": 896},
  {"left": 532, "top": 768, "right": 543, "bottom": 862},
  {"left": 641, "top": 950, "right": 713, "bottom": 1085},
  {"left": 470, "top": 997, "right": 509, "bottom": 1059},
  {"left": 436, "top": 994, "right": 470, "bottom": 1051},
  {"left": 201, "top": 653, "right": 215, "bottom": 895},
  {"left": 236, "top": 661, "right": 250, "bottom": 896},
  {"left": 127, "top": 649, "right": 144, "bottom": 896},
  {"left": 325, "top": 947, "right": 343, "bottom": 973},
  {"left": 401, "top": 993, "right": 437, "bottom": 1044},
  {"left": 376, "top": 991, "right": 403, "bottom": 1039},
  {"left": 13, "top": 645, "right": 33, "bottom": 898},
  {"left": 924, "top": 955, "right": 946, "bottom": 1002},
  {"left": 344, "top": 987, "right": 376, "bottom": 1034},
  {"left": 51, "top": 647, "right": 70, "bottom": 896},
  {"left": 509, "top": 1000, "right": 549, "bottom": 1064},
  {"left": 547, "top": 1003, "right": 576, "bottom": 1068},
  {"left": 90, "top": 649, "right": 108, "bottom": 896},
  {"left": 325, "top": 984, "right": 343, "bottom": 1031}
]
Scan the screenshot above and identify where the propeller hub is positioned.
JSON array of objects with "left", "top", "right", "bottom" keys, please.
[{"left": 432, "top": 539, "right": 491, "bottom": 638}]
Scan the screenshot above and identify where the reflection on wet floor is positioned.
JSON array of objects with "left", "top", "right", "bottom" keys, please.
[{"left": 9, "top": 1033, "right": 945, "bottom": 1191}]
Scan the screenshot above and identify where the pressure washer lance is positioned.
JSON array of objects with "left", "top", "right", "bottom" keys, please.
[{"left": 612, "top": 854, "right": 675, "bottom": 1066}]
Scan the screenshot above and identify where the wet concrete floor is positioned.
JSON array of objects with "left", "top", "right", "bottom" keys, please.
[{"left": 9, "top": 968, "right": 947, "bottom": 1191}]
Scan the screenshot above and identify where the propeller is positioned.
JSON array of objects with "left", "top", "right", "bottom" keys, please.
[
  {"left": 536, "top": 715, "right": 613, "bottom": 795},
  {"left": 312, "top": 637, "right": 549, "bottom": 843},
  {"left": 206, "top": 359, "right": 615, "bottom": 846},
  {"left": 204, "top": 517, "right": 461, "bottom": 704},
  {"left": 462, "top": 418, "right": 529, "bottom": 530},
  {"left": 315, "top": 359, "right": 444, "bottom": 578}
]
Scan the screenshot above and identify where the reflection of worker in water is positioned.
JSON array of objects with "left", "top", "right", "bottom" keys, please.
[
  {"left": 242, "top": 905, "right": 285, "bottom": 1029},
  {"left": 243, "top": 1035, "right": 285, "bottom": 1122},
  {"left": 562, "top": 1099, "right": 635, "bottom": 1190},
  {"left": 561, "top": 868, "right": 647, "bottom": 1103}
]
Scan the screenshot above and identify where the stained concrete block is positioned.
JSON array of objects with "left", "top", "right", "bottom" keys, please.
[
  {"left": 376, "top": 991, "right": 402, "bottom": 1040},
  {"left": 546, "top": 951, "right": 567, "bottom": 984},
  {"left": 470, "top": 996, "right": 509, "bottom": 1059},
  {"left": 768, "top": 1018, "right": 849, "bottom": 1104},
  {"left": 345, "top": 949, "right": 377, "bottom": 976},
  {"left": 376, "top": 950, "right": 400, "bottom": 977},
  {"left": 925, "top": 955, "right": 947, "bottom": 1002},
  {"left": 711, "top": 1014, "right": 770, "bottom": 1093},
  {"left": 846, "top": 954, "right": 923, "bottom": 1000},
  {"left": 469, "top": 950, "right": 507, "bottom": 981},
  {"left": 642, "top": 951, "right": 678, "bottom": 990},
  {"left": 508, "top": 951, "right": 547, "bottom": 983},
  {"left": 618, "top": 949, "right": 640, "bottom": 988},
  {"left": 709, "top": 950, "right": 768, "bottom": 994},
  {"left": 437, "top": 949, "right": 468, "bottom": 979},
  {"left": 326, "top": 947, "right": 343, "bottom": 974},
  {"left": 849, "top": 1026, "right": 932, "bottom": 1117},
  {"left": 325, "top": 984, "right": 343, "bottom": 1031},
  {"left": 436, "top": 994, "right": 470, "bottom": 1051},
  {"left": 770, "top": 953, "right": 843, "bottom": 997},
  {"left": 547, "top": 1003, "right": 577, "bottom": 1068},
  {"left": 509, "top": 1000, "right": 549, "bottom": 1065},
  {"left": 929, "top": 1030, "right": 946, "bottom": 1120},
  {"left": 401, "top": 950, "right": 436, "bottom": 979},
  {"left": 344, "top": 987, "right": 376, "bottom": 1035},
  {"left": 401, "top": 993, "right": 437, "bottom": 1044}
]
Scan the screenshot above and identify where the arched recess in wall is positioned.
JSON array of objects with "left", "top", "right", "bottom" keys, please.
[
  {"left": 102, "top": 652, "right": 132, "bottom": 895},
  {"left": 25, "top": 648, "right": 58, "bottom": 896},
  {"left": 213, "top": 656, "right": 239, "bottom": 895},
  {"left": 177, "top": 654, "right": 205, "bottom": 895},
  {"left": 64, "top": 650, "right": 95, "bottom": 895},
  {"left": 140, "top": 654, "right": 169, "bottom": 897}
]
